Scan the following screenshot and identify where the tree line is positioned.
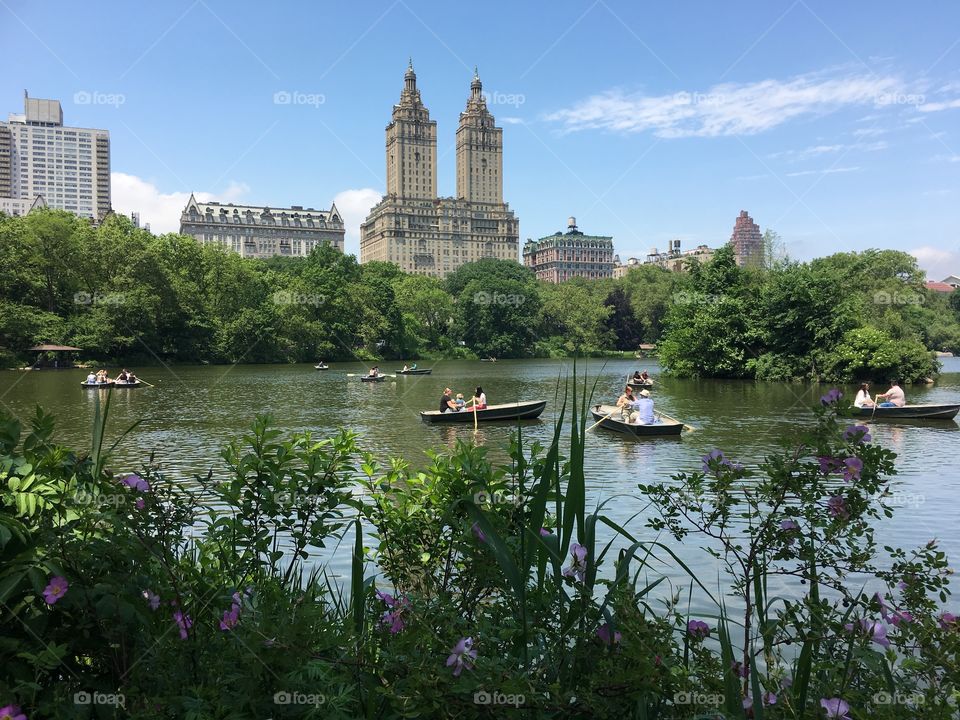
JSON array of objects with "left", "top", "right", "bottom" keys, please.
[{"left": 1, "top": 209, "right": 957, "bottom": 381}]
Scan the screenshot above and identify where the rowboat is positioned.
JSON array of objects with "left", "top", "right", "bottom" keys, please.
[
  {"left": 361, "top": 374, "right": 388, "bottom": 382},
  {"left": 480, "top": 358, "right": 497, "bottom": 363},
  {"left": 420, "top": 400, "right": 546, "bottom": 424},
  {"left": 395, "top": 368, "right": 432, "bottom": 375},
  {"left": 314, "top": 364, "right": 329, "bottom": 370},
  {"left": 627, "top": 380, "right": 654, "bottom": 390},
  {"left": 80, "top": 380, "right": 143, "bottom": 389},
  {"left": 856, "top": 403, "right": 959, "bottom": 420},
  {"left": 590, "top": 404, "right": 683, "bottom": 436}
]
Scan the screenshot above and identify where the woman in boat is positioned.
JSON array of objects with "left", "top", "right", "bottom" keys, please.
[
  {"left": 116, "top": 369, "right": 129, "bottom": 383},
  {"left": 440, "top": 387, "right": 458, "bottom": 413},
  {"left": 617, "top": 385, "right": 637, "bottom": 421},
  {"left": 640, "top": 370, "right": 650, "bottom": 381},
  {"left": 854, "top": 382, "right": 875, "bottom": 408},
  {"left": 471, "top": 386, "right": 487, "bottom": 410},
  {"left": 402, "top": 364, "right": 409, "bottom": 372},
  {"left": 96, "top": 369, "right": 109, "bottom": 383},
  {"left": 632, "top": 370, "right": 643, "bottom": 382},
  {"left": 369, "top": 366, "right": 380, "bottom": 377}
]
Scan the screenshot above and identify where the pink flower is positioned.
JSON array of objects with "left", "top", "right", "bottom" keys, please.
[
  {"left": 173, "top": 610, "right": 192, "bottom": 640},
  {"left": 596, "top": 623, "right": 622, "bottom": 646},
  {"left": 562, "top": 543, "right": 588, "bottom": 583},
  {"left": 42, "top": 576, "right": 68, "bottom": 605},
  {"left": 0, "top": 705, "right": 26, "bottom": 720},
  {"left": 142, "top": 589, "right": 160, "bottom": 611},
  {"left": 890, "top": 610, "right": 913, "bottom": 626},
  {"left": 219, "top": 604, "right": 240, "bottom": 631},
  {"left": 446, "top": 637, "right": 477, "bottom": 677},
  {"left": 687, "top": 619, "right": 710, "bottom": 639},
  {"left": 121, "top": 473, "right": 149, "bottom": 492},
  {"left": 820, "top": 697, "right": 851, "bottom": 719}
]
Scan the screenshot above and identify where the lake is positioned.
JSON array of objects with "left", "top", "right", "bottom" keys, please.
[{"left": 2, "top": 357, "right": 959, "bottom": 607}]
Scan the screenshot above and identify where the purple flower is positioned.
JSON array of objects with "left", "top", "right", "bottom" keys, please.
[
  {"left": 701, "top": 449, "right": 744, "bottom": 475},
  {"left": 121, "top": 473, "right": 149, "bottom": 492},
  {"left": 820, "top": 388, "right": 842, "bottom": 406},
  {"left": 142, "top": 589, "right": 160, "bottom": 611},
  {"left": 820, "top": 697, "right": 851, "bottom": 719},
  {"left": 471, "top": 522, "right": 486, "bottom": 543},
  {"left": 42, "top": 576, "right": 68, "bottom": 605},
  {"left": 701, "top": 449, "right": 724, "bottom": 472},
  {"left": 135, "top": 497, "right": 145, "bottom": 510},
  {"left": 0, "top": 705, "right": 26, "bottom": 720},
  {"left": 780, "top": 519, "right": 800, "bottom": 532},
  {"left": 891, "top": 610, "right": 913, "bottom": 626},
  {"left": 827, "top": 495, "right": 849, "bottom": 519},
  {"left": 842, "top": 457, "right": 863, "bottom": 482},
  {"left": 539, "top": 527, "right": 552, "bottom": 537},
  {"left": 742, "top": 697, "right": 752, "bottom": 710},
  {"left": 377, "top": 590, "right": 409, "bottom": 633},
  {"left": 687, "top": 619, "right": 710, "bottom": 639},
  {"left": 445, "top": 636, "right": 477, "bottom": 677},
  {"left": 844, "top": 618, "right": 890, "bottom": 648},
  {"left": 219, "top": 604, "right": 240, "bottom": 631},
  {"left": 764, "top": 692, "right": 778, "bottom": 706},
  {"left": 842, "top": 425, "right": 872, "bottom": 443},
  {"left": 596, "top": 623, "right": 622, "bottom": 646},
  {"left": 173, "top": 610, "right": 192, "bottom": 640},
  {"left": 873, "top": 592, "right": 890, "bottom": 620},
  {"left": 562, "top": 543, "right": 588, "bottom": 583},
  {"left": 939, "top": 612, "right": 957, "bottom": 630},
  {"left": 376, "top": 590, "right": 397, "bottom": 607},
  {"left": 817, "top": 456, "right": 842, "bottom": 474},
  {"left": 732, "top": 660, "right": 749, "bottom": 678}
]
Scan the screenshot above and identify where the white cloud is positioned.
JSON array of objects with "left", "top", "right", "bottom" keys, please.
[
  {"left": 500, "top": 117, "right": 524, "bottom": 125},
  {"left": 910, "top": 245, "right": 959, "bottom": 275},
  {"left": 332, "top": 188, "right": 382, "bottom": 257},
  {"left": 111, "top": 172, "right": 249, "bottom": 233},
  {"left": 545, "top": 70, "right": 902, "bottom": 137},
  {"left": 853, "top": 126, "right": 886, "bottom": 137},
  {"left": 768, "top": 140, "right": 887, "bottom": 161},
  {"left": 917, "top": 97, "right": 960, "bottom": 113},
  {"left": 785, "top": 166, "right": 861, "bottom": 178}
]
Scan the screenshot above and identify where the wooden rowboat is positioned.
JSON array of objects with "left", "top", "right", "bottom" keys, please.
[
  {"left": 360, "top": 374, "right": 388, "bottom": 382},
  {"left": 80, "top": 380, "right": 143, "bottom": 389},
  {"left": 314, "top": 364, "right": 329, "bottom": 370},
  {"left": 627, "top": 380, "right": 654, "bottom": 390},
  {"left": 590, "top": 404, "right": 683, "bottom": 436},
  {"left": 856, "top": 403, "right": 959, "bottom": 420},
  {"left": 420, "top": 400, "right": 546, "bottom": 424},
  {"left": 395, "top": 368, "right": 432, "bottom": 375}
]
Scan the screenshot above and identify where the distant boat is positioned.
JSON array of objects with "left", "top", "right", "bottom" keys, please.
[
  {"left": 314, "top": 364, "right": 329, "bottom": 370},
  {"left": 420, "top": 400, "right": 546, "bottom": 424},
  {"left": 395, "top": 368, "right": 432, "bottom": 375},
  {"left": 856, "top": 404, "right": 959, "bottom": 420},
  {"left": 627, "top": 380, "right": 654, "bottom": 390},
  {"left": 480, "top": 358, "right": 497, "bottom": 363},
  {"left": 80, "top": 380, "right": 143, "bottom": 389},
  {"left": 361, "top": 374, "right": 388, "bottom": 382},
  {"left": 81, "top": 380, "right": 114, "bottom": 389},
  {"left": 590, "top": 404, "right": 683, "bottom": 436}
]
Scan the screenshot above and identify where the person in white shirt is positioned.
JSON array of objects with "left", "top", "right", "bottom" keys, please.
[
  {"left": 85, "top": 372, "right": 97, "bottom": 384},
  {"left": 854, "top": 383, "right": 875, "bottom": 408},
  {"left": 631, "top": 389, "right": 656, "bottom": 424},
  {"left": 877, "top": 380, "right": 906, "bottom": 408},
  {"left": 472, "top": 386, "right": 487, "bottom": 410}
]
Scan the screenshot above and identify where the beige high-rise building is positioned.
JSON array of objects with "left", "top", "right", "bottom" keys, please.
[
  {"left": 361, "top": 62, "right": 519, "bottom": 278},
  {"left": 0, "top": 92, "right": 111, "bottom": 221}
]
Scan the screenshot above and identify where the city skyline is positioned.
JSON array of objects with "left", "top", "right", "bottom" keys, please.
[{"left": 2, "top": 1, "right": 958, "bottom": 273}]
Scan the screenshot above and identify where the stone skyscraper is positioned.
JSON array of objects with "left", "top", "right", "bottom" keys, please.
[
  {"left": 729, "top": 210, "right": 763, "bottom": 267},
  {"left": 361, "top": 62, "right": 519, "bottom": 278}
]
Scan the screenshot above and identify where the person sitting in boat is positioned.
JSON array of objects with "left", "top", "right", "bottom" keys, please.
[
  {"left": 127, "top": 372, "right": 138, "bottom": 383},
  {"left": 876, "top": 380, "right": 905, "bottom": 408},
  {"left": 854, "top": 383, "right": 875, "bottom": 408},
  {"left": 617, "top": 385, "right": 637, "bottom": 421},
  {"left": 640, "top": 370, "right": 650, "bottom": 382},
  {"left": 455, "top": 393, "right": 466, "bottom": 409},
  {"left": 440, "top": 388, "right": 459, "bottom": 413},
  {"left": 632, "top": 371, "right": 643, "bottom": 382},
  {"left": 96, "top": 369, "right": 109, "bottom": 383},
  {"left": 474, "top": 387, "right": 487, "bottom": 410},
  {"left": 85, "top": 371, "right": 97, "bottom": 384},
  {"left": 402, "top": 365, "right": 409, "bottom": 372},
  {"left": 369, "top": 366, "right": 379, "bottom": 377},
  {"left": 411, "top": 363, "right": 417, "bottom": 370},
  {"left": 631, "top": 389, "right": 655, "bottom": 425},
  {"left": 116, "top": 369, "right": 129, "bottom": 382}
]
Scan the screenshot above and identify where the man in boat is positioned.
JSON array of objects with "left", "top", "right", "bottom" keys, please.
[
  {"left": 411, "top": 362, "right": 417, "bottom": 370},
  {"left": 369, "top": 366, "right": 380, "bottom": 377},
  {"left": 440, "top": 387, "right": 459, "bottom": 413},
  {"left": 617, "top": 385, "right": 637, "bottom": 421},
  {"left": 631, "top": 389, "right": 655, "bottom": 425},
  {"left": 116, "top": 369, "right": 129, "bottom": 382},
  {"left": 85, "top": 371, "right": 97, "bottom": 384},
  {"left": 640, "top": 370, "right": 650, "bottom": 382},
  {"left": 876, "top": 380, "right": 905, "bottom": 407},
  {"left": 631, "top": 370, "right": 643, "bottom": 382}
]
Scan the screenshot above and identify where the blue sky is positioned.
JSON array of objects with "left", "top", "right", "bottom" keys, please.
[{"left": 2, "top": 0, "right": 959, "bottom": 275}]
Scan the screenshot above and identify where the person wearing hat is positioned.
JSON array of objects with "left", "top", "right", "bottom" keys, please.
[{"left": 631, "top": 388, "right": 655, "bottom": 425}]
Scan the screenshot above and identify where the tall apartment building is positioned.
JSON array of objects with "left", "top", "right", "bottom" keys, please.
[
  {"left": 0, "top": 92, "right": 111, "bottom": 220},
  {"left": 179, "top": 196, "right": 344, "bottom": 258},
  {"left": 360, "top": 63, "right": 519, "bottom": 278},
  {"left": 522, "top": 217, "right": 614, "bottom": 283},
  {"left": 729, "top": 210, "right": 763, "bottom": 267}
]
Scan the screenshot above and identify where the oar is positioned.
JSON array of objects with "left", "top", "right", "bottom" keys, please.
[
  {"left": 656, "top": 410, "right": 696, "bottom": 432},
  {"left": 870, "top": 394, "right": 879, "bottom": 421},
  {"left": 137, "top": 379, "right": 156, "bottom": 387},
  {"left": 473, "top": 401, "right": 478, "bottom": 432},
  {"left": 587, "top": 407, "right": 618, "bottom": 431}
]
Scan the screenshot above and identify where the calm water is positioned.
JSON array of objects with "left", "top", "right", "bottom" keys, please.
[{"left": 2, "top": 358, "right": 959, "bottom": 605}]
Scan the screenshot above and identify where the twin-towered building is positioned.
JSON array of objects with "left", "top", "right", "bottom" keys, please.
[{"left": 360, "top": 62, "right": 520, "bottom": 278}]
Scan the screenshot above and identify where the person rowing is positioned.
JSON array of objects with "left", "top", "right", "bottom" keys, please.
[
  {"left": 630, "top": 389, "right": 655, "bottom": 425},
  {"left": 368, "top": 366, "right": 380, "bottom": 378},
  {"left": 876, "top": 379, "right": 905, "bottom": 408},
  {"left": 439, "top": 387, "right": 459, "bottom": 413},
  {"left": 85, "top": 371, "right": 97, "bottom": 384}
]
